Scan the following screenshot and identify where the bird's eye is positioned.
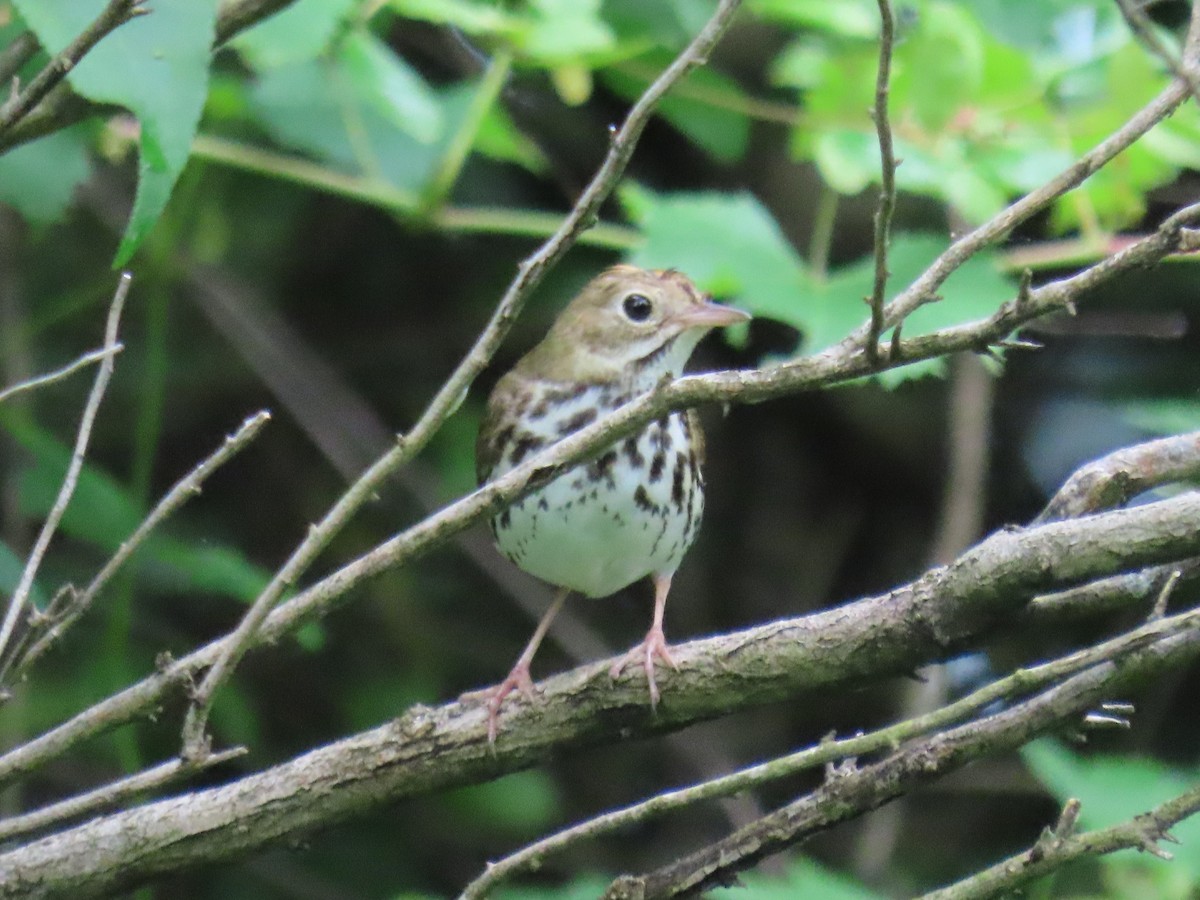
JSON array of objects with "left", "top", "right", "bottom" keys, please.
[{"left": 622, "top": 293, "right": 653, "bottom": 322}]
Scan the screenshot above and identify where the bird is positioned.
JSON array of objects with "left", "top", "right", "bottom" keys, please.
[{"left": 474, "top": 264, "right": 750, "bottom": 742}]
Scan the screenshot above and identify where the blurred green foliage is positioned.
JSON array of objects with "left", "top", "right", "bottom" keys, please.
[
  {"left": 2, "top": 0, "right": 1200, "bottom": 897},
  {"left": 1024, "top": 740, "right": 1200, "bottom": 897}
]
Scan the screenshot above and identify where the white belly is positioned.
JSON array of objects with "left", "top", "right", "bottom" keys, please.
[{"left": 490, "top": 407, "right": 704, "bottom": 598}]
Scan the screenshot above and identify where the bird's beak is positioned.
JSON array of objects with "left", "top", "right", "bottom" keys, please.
[{"left": 672, "top": 299, "right": 752, "bottom": 329}]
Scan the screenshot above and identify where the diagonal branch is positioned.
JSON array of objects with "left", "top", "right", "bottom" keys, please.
[
  {"left": 0, "top": 273, "right": 130, "bottom": 669},
  {"left": 3, "top": 410, "right": 272, "bottom": 683},
  {"left": 0, "top": 470, "right": 1198, "bottom": 812},
  {"left": 1036, "top": 430, "right": 1200, "bottom": 523},
  {"left": 0, "top": 32, "right": 39, "bottom": 88},
  {"left": 865, "top": 0, "right": 898, "bottom": 364},
  {"left": 920, "top": 782, "right": 1200, "bottom": 900},
  {"left": 1, "top": 194, "right": 1198, "bottom": 790},
  {"left": 600, "top": 628, "right": 1200, "bottom": 899},
  {"left": 0, "top": 344, "right": 122, "bottom": 405},
  {"left": 1117, "top": 0, "right": 1200, "bottom": 105},
  {"left": 464, "top": 604, "right": 1200, "bottom": 897},
  {"left": 0, "top": 0, "right": 147, "bottom": 136},
  {"left": 176, "top": 0, "right": 745, "bottom": 762},
  {"left": 1, "top": 561, "right": 1196, "bottom": 898}
]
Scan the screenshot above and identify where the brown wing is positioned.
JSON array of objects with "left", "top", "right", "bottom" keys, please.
[
  {"left": 475, "top": 371, "right": 522, "bottom": 485},
  {"left": 685, "top": 408, "right": 706, "bottom": 470}
]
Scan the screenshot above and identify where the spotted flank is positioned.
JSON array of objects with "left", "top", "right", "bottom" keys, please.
[{"left": 479, "top": 378, "right": 705, "bottom": 599}]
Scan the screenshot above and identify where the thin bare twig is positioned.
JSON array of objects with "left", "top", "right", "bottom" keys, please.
[
  {"left": 0, "top": 0, "right": 305, "bottom": 154},
  {"left": 0, "top": 746, "right": 246, "bottom": 843},
  {"left": 850, "top": 78, "right": 1192, "bottom": 343},
  {"left": 0, "top": 32, "right": 39, "bottom": 89},
  {"left": 919, "top": 783, "right": 1200, "bottom": 900},
  {"left": 0, "top": 273, "right": 130, "bottom": 668},
  {"left": 865, "top": 0, "right": 898, "bottom": 364},
  {"left": 194, "top": 11, "right": 1194, "bottom": 759},
  {"left": 1117, "top": 0, "right": 1200, "bottom": 105},
  {"left": 464, "top": 605, "right": 1200, "bottom": 897},
  {"left": 854, "top": 6, "right": 1200, "bottom": 341},
  {"left": 1, "top": 546, "right": 1199, "bottom": 896},
  {"left": 1024, "top": 562, "right": 1200, "bottom": 624},
  {"left": 0, "top": 0, "right": 147, "bottom": 135},
  {"left": 176, "top": 0, "right": 745, "bottom": 762},
  {"left": 600, "top": 627, "right": 1200, "bottom": 898},
  {"left": 4, "top": 410, "right": 272, "bottom": 682},
  {"left": 5, "top": 194, "right": 1199, "bottom": 789},
  {"left": 0, "top": 344, "right": 122, "bottom": 405}
]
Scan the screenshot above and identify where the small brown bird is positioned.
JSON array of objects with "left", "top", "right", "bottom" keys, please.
[{"left": 475, "top": 265, "right": 750, "bottom": 741}]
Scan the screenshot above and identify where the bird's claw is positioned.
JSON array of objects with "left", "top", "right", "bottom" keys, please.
[
  {"left": 610, "top": 628, "right": 677, "bottom": 710},
  {"left": 481, "top": 665, "right": 538, "bottom": 745}
]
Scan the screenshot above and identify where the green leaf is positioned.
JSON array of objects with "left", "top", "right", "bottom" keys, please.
[
  {"left": 388, "top": 0, "right": 523, "bottom": 37},
  {"left": 338, "top": 30, "right": 443, "bottom": 144},
  {"left": 1023, "top": 740, "right": 1200, "bottom": 881},
  {"left": 605, "top": 0, "right": 716, "bottom": 46},
  {"left": 249, "top": 63, "right": 491, "bottom": 194},
  {"left": 804, "top": 233, "right": 1014, "bottom": 384},
  {"left": 474, "top": 103, "right": 548, "bottom": 172},
  {"left": 622, "top": 187, "right": 808, "bottom": 327},
  {"left": 893, "top": 2, "right": 987, "bottom": 133},
  {"left": 0, "top": 542, "right": 46, "bottom": 610},
  {"left": 13, "top": 0, "right": 219, "bottom": 265},
  {"left": 750, "top": 0, "right": 879, "bottom": 38},
  {"left": 1121, "top": 399, "right": 1200, "bottom": 436},
  {"left": 232, "top": 0, "right": 357, "bottom": 69},
  {"left": 0, "top": 127, "right": 90, "bottom": 225},
  {"left": 813, "top": 129, "right": 876, "bottom": 195},
  {"left": 519, "top": 0, "right": 616, "bottom": 64},
  {"left": 492, "top": 875, "right": 613, "bottom": 900},
  {"left": 3, "top": 412, "right": 271, "bottom": 603},
  {"left": 970, "top": 0, "right": 1128, "bottom": 60},
  {"left": 770, "top": 38, "right": 832, "bottom": 91}
]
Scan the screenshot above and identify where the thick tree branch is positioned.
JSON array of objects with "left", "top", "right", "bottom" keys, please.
[
  {"left": 1036, "top": 430, "right": 1200, "bottom": 523},
  {"left": 0, "top": 490, "right": 1199, "bottom": 894},
  {"left": 1, "top": 196, "right": 1197, "bottom": 791},
  {"left": 464, "top": 605, "right": 1200, "bottom": 897},
  {"left": 600, "top": 630, "right": 1200, "bottom": 899},
  {"left": 176, "top": 0, "right": 745, "bottom": 762}
]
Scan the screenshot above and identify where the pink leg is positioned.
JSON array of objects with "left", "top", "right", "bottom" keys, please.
[
  {"left": 609, "top": 573, "right": 678, "bottom": 709},
  {"left": 484, "top": 588, "right": 568, "bottom": 744}
]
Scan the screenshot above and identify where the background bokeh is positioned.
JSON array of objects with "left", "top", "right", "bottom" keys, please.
[{"left": 2, "top": 0, "right": 1200, "bottom": 897}]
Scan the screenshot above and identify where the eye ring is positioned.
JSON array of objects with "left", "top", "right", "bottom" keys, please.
[{"left": 622, "top": 293, "right": 653, "bottom": 322}]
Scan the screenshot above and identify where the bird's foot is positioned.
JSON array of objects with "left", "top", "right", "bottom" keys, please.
[
  {"left": 609, "top": 626, "right": 677, "bottom": 710},
  {"left": 464, "top": 664, "right": 538, "bottom": 745}
]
